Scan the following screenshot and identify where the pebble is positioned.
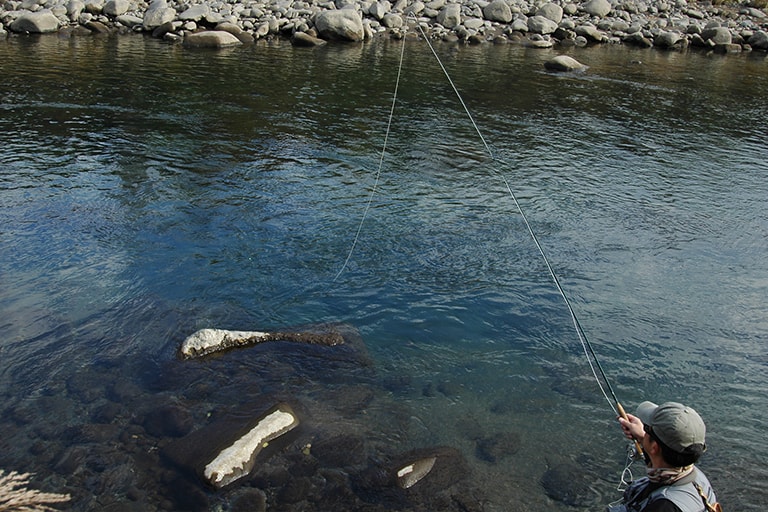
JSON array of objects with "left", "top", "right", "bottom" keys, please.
[{"left": 0, "top": 0, "right": 765, "bottom": 53}]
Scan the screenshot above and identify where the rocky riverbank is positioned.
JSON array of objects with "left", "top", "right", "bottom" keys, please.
[{"left": 2, "top": 0, "right": 768, "bottom": 52}]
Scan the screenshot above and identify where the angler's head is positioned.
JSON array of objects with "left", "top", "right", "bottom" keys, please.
[{"left": 636, "top": 401, "right": 707, "bottom": 468}]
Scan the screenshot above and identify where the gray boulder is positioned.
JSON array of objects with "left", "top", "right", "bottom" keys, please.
[
  {"left": 536, "top": 2, "right": 563, "bottom": 23},
  {"left": 381, "top": 13, "right": 403, "bottom": 28},
  {"left": 103, "top": 0, "right": 129, "bottom": 16},
  {"left": 67, "top": 0, "right": 85, "bottom": 21},
  {"left": 292, "top": 31, "right": 327, "bottom": 46},
  {"left": 482, "top": 0, "right": 512, "bottom": 23},
  {"left": 116, "top": 14, "right": 142, "bottom": 27},
  {"left": 747, "top": 30, "right": 768, "bottom": 50},
  {"left": 315, "top": 9, "right": 365, "bottom": 41},
  {"left": 179, "top": 3, "right": 211, "bottom": 21},
  {"left": 701, "top": 26, "right": 732, "bottom": 45},
  {"left": 544, "top": 55, "right": 587, "bottom": 72},
  {"left": 9, "top": 9, "right": 60, "bottom": 33},
  {"left": 654, "top": 30, "right": 681, "bottom": 48},
  {"left": 528, "top": 15, "right": 557, "bottom": 34},
  {"left": 84, "top": 0, "right": 104, "bottom": 14},
  {"left": 183, "top": 30, "right": 243, "bottom": 47},
  {"left": 582, "top": 0, "right": 611, "bottom": 17},
  {"left": 575, "top": 23, "right": 603, "bottom": 42},
  {"left": 143, "top": 0, "right": 176, "bottom": 30},
  {"left": 624, "top": 31, "right": 653, "bottom": 47},
  {"left": 511, "top": 17, "right": 528, "bottom": 32},
  {"left": 369, "top": 1, "right": 390, "bottom": 20},
  {"left": 436, "top": 3, "right": 460, "bottom": 28}
]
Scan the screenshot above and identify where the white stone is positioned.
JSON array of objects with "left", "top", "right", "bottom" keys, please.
[
  {"left": 180, "top": 328, "right": 268, "bottom": 357},
  {"left": 204, "top": 405, "right": 299, "bottom": 489}
]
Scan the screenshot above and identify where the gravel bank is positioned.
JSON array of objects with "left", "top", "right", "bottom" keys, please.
[{"left": 2, "top": 0, "right": 767, "bottom": 52}]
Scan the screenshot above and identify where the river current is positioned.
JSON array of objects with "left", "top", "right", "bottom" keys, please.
[{"left": 0, "top": 34, "right": 766, "bottom": 510}]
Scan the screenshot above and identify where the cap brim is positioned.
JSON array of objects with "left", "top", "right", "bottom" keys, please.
[{"left": 635, "top": 401, "right": 658, "bottom": 425}]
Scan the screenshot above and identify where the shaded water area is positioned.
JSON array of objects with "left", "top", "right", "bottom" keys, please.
[{"left": 1, "top": 33, "right": 766, "bottom": 511}]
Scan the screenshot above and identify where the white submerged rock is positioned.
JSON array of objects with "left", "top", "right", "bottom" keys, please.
[
  {"left": 203, "top": 404, "right": 300, "bottom": 489},
  {"left": 180, "top": 328, "right": 269, "bottom": 357}
]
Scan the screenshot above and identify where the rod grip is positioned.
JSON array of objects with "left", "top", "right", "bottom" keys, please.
[{"left": 617, "top": 402, "right": 644, "bottom": 457}]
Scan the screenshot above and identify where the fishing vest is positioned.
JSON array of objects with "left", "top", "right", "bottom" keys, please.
[{"left": 607, "top": 468, "right": 718, "bottom": 512}]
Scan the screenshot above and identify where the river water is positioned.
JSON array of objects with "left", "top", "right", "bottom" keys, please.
[{"left": 0, "top": 33, "right": 766, "bottom": 511}]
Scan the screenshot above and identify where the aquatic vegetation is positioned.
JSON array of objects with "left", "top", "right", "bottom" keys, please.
[{"left": 0, "top": 470, "right": 70, "bottom": 512}]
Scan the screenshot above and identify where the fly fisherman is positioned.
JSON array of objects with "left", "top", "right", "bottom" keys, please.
[{"left": 608, "top": 401, "right": 721, "bottom": 512}]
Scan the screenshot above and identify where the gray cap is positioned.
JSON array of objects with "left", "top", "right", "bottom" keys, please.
[{"left": 635, "top": 401, "right": 706, "bottom": 453}]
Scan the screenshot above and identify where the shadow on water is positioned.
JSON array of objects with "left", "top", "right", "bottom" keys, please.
[{"left": 1, "top": 34, "right": 767, "bottom": 510}]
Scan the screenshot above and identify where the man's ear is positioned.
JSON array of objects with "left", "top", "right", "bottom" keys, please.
[{"left": 647, "top": 438, "right": 662, "bottom": 457}]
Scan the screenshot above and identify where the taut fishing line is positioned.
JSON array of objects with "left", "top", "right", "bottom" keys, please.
[
  {"left": 410, "top": 19, "right": 622, "bottom": 419},
  {"left": 333, "top": 31, "right": 408, "bottom": 283},
  {"left": 335, "top": 15, "right": 626, "bottom": 421},
  {"left": 334, "top": 19, "right": 644, "bottom": 483}
]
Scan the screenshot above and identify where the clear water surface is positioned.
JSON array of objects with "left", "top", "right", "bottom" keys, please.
[{"left": 0, "top": 33, "right": 766, "bottom": 511}]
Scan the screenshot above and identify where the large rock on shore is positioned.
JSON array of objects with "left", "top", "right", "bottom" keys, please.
[
  {"left": 482, "top": 0, "right": 512, "bottom": 23},
  {"left": 748, "top": 30, "right": 768, "bottom": 49},
  {"left": 315, "top": 9, "right": 365, "bottom": 41},
  {"left": 143, "top": 0, "right": 176, "bottom": 30},
  {"left": 702, "top": 26, "right": 732, "bottom": 45},
  {"left": 436, "top": 3, "right": 461, "bottom": 28},
  {"left": 103, "top": 0, "right": 129, "bottom": 17},
  {"left": 9, "top": 9, "right": 60, "bottom": 33},
  {"left": 528, "top": 15, "right": 558, "bottom": 34},
  {"left": 537, "top": 2, "right": 564, "bottom": 23},
  {"left": 581, "top": 0, "right": 611, "bottom": 17},
  {"left": 178, "top": 3, "right": 210, "bottom": 21}
]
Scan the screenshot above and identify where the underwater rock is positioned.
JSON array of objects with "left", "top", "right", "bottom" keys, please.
[
  {"left": 161, "top": 402, "right": 301, "bottom": 489},
  {"left": 544, "top": 55, "right": 587, "bottom": 72},
  {"left": 179, "top": 325, "right": 345, "bottom": 359},
  {"left": 541, "top": 459, "right": 600, "bottom": 507},
  {"left": 475, "top": 432, "right": 521, "bottom": 463},
  {"left": 353, "top": 446, "right": 470, "bottom": 507},
  {"left": 231, "top": 489, "right": 267, "bottom": 512},
  {"left": 182, "top": 30, "right": 243, "bottom": 48},
  {"left": 142, "top": 404, "right": 193, "bottom": 438},
  {"left": 311, "top": 433, "right": 366, "bottom": 468}
]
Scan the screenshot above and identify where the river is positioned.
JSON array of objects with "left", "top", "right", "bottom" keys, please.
[{"left": 1, "top": 33, "right": 766, "bottom": 511}]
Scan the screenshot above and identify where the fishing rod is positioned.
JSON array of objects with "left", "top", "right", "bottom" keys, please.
[{"left": 407, "top": 17, "right": 643, "bottom": 458}]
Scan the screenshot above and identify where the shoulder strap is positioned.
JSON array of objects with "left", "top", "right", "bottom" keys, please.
[{"left": 693, "top": 482, "right": 722, "bottom": 512}]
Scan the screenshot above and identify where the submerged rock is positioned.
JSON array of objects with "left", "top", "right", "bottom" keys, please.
[
  {"left": 292, "top": 31, "right": 328, "bottom": 46},
  {"left": 544, "top": 55, "right": 587, "bottom": 72},
  {"left": 183, "top": 30, "right": 243, "bottom": 48},
  {"left": 475, "top": 432, "right": 521, "bottom": 463},
  {"left": 180, "top": 325, "right": 345, "bottom": 358},
  {"left": 162, "top": 403, "right": 301, "bottom": 489},
  {"left": 541, "top": 459, "right": 600, "bottom": 507}
]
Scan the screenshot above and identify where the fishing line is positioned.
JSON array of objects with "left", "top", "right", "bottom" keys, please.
[
  {"left": 335, "top": 16, "right": 633, "bottom": 434},
  {"left": 408, "top": 19, "right": 622, "bottom": 417},
  {"left": 333, "top": 30, "right": 408, "bottom": 282}
]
